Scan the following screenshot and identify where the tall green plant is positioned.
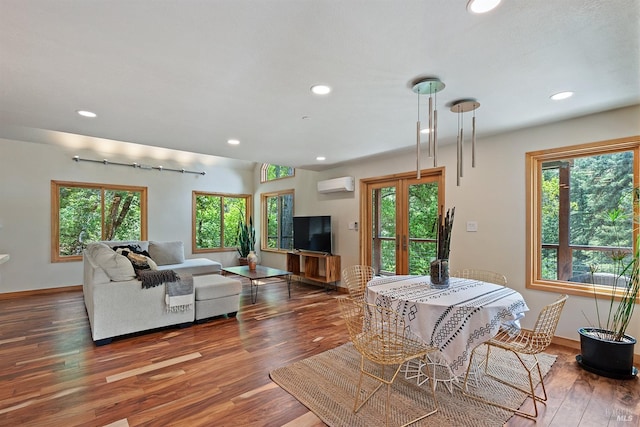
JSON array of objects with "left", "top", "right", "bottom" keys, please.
[
  {"left": 610, "top": 244, "right": 639, "bottom": 341},
  {"left": 236, "top": 216, "right": 255, "bottom": 258}
]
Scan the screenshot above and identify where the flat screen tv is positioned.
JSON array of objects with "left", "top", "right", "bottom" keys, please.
[{"left": 293, "top": 215, "right": 332, "bottom": 254}]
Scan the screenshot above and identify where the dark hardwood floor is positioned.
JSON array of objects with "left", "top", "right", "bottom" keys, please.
[{"left": 0, "top": 278, "right": 638, "bottom": 427}]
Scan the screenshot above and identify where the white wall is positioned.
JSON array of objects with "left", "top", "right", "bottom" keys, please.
[
  {"left": 0, "top": 137, "right": 254, "bottom": 292},
  {"left": 275, "top": 105, "right": 640, "bottom": 352}
]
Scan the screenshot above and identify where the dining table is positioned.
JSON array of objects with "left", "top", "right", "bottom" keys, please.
[{"left": 366, "top": 275, "right": 529, "bottom": 377}]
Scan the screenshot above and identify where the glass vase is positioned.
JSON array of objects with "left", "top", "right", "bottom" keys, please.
[{"left": 430, "top": 259, "right": 449, "bottom": 288}]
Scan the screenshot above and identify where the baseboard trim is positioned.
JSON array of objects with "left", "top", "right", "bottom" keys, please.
[{"left": 0, "top": 285, "right": 82, "bottom": 300}]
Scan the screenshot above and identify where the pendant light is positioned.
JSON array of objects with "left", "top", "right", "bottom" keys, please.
[
  {"left": 450, "top": 99, "right": 480, "bottom": 186},
  {"left": 412, "top": 78, "right": 445, "bottom": 178}
]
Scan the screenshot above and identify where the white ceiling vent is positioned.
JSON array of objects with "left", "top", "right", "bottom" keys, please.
[{"left": 317, "top": 176, "right": 355, "bottom": 193}]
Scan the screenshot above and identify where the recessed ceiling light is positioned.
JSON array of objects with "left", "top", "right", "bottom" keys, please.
[
  {"left": 77, "top": 110, "right": 97, "bottom": 118},
  {"left": 311, "top": 85, "right": 331, "bottom": 95},
  {"left": 316, "top": 156, "right": 326, "bottom": 161},
  {"left": 550, "top": 91, "right": 574, "bottom": 101},
  {"left": 467, "top": 0, "right": 502, "bottom": 14},
  {"left": 227, "top": 139, "right": 240, "bottom": 145}
]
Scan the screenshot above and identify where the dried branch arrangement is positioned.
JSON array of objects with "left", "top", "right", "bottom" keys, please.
[{"left": 437, "top": 207, "right": 455, "bottom": 260}]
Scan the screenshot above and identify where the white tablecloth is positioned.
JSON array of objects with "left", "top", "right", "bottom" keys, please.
[{"left": 366, "top": 275, "right": 529, "bottom": 376}]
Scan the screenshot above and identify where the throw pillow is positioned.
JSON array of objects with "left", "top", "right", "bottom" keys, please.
[
  {"left": 126, "top": 251, "right": 159, "bottom": 271},
  {"left": 113, "top": 245, "right": 152, "bottom": 258},
  {"left": 88, "top": 242, "right": 136, "bottom": 281},
  {"left": 149, "top": 241, "right": 185, "bottom": 266},
  {"left": 102, "top": 240, "right": 150, "bottom": 253},
  {"left": 112, "top": 247, "right": 159, "bottom": 271}
]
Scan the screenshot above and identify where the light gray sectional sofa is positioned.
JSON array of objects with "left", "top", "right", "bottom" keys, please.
[{"left": 83, "top": 240, "right": 223, "bottom": 344}]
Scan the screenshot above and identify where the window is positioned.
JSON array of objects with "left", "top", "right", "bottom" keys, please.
[
  {"left": 192, "top": 192, "right": 252, "bottom": 252},
  {"left": 51, "top": 181, "right": 147, "bottom": 262},
  {"left": 526, "top": 136, "right": 639, "bottom": 299},
  {"left": 260, "top": 164, "right": 295, "bottom": 182},
  {"left": 262, "top": 190, "right": 294, "bottom": 252}
]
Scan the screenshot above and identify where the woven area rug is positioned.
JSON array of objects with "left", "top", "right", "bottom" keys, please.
[{"left": 270, "top": 342, "right": 557, "bottom": 426}]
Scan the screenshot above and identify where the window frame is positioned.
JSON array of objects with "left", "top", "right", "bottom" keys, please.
[
  {"left": 192, "top": 191, "right": 252, "bottom": 253},
  {"left": 361, "top": 168, "right": 445, "bottom": 275},
  {"left": 526, "top": 136, "right": 640, "bottom": 300},
  {"left": 51, "top": 180, "right": 148, "bottom": 263},
  {"left": 261, "top": 189, "right": 294, "bottom": 253},
  {"left": 260, "top": 163, "right": 295, "bottom": 183}
]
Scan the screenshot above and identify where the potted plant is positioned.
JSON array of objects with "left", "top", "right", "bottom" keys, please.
[
  {"left": 578, "top": 189, "right": 639, "bottom": 379},
  {"left": 430, "top": 207, "right": 455, "bottom": 287},
  {"left": 236, "top": 216, "right": 256, "bottom": 266}
]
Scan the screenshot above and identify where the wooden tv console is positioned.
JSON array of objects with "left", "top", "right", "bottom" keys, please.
[{"left": 286, "top": 251, "right": 341, "bottom": 286}]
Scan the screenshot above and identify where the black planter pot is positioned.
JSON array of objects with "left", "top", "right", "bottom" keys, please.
[{"left": 577, "top": 327, "right": 638, "bottom": 380}]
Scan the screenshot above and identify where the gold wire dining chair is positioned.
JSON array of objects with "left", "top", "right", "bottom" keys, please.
[
  {"left": 453, "top": 269, "right": 508, "bottom": 285},
  {"left": 337, "top": 297, "right": 439, "bottom": 427},
  {"left": 462, "top": 294, "right": 568, "bottom": 420},
  {"left": 342, "top": 265, "right": 375, "bottom": 300}
]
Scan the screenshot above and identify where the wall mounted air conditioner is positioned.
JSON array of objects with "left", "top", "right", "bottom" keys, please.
[{"left": 317, "top": 176, "right": 355, "bottom": 193}]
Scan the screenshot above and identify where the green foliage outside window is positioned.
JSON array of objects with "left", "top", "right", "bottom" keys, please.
[
  {"left": 375, "top": 186, "right": 396, "bottom": 273},
  {"left": 54, "top": 182, "right": 144, "bottom": 260},
  {"left": 194, "top": 193, "right": 249, "bottom": 251},
  {"left": 541, "top": 151, "right": 634, "bottom": 280},
  {"left": 261, "top": 164, "right": 294, "bottom": 182},
  {"left": 264, "top": 191, "right": 294, "bottom": 251},
  {"left": 408, "top": 182, "right": 439, "bottom": 275}
]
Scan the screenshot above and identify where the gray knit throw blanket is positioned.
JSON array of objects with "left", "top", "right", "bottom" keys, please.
[
  {"left": 138, "top": 269, "right": 194, "bottom": 312},
  {"left": 138, "top": 269, "right": 178, "bottom": 289},
  {"left": 165, "top": 273, "right": 194, "bottom": 312}
]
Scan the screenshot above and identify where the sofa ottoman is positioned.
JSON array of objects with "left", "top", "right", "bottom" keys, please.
[{"left": 194, "top": 274, "right": 242, "bottom": 321}]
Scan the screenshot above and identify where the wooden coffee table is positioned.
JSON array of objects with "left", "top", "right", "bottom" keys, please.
[{"left": 222, "top": 265, "right": 292, "bottom": 304}]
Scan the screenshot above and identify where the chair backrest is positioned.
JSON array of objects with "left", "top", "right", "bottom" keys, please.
[
  {"left": 337, "top": 297, "right": 421, "bottom": 364},
  {"left": 337, "top": 296, "right": 365, "bottom": 340},
  {"left": 529, "top": 294, "right": 568, "bottom": 353},
  {"left": 342, "top": 265, "right": 375, "bottom": 300},
  {"left": 453, "top": 269, "right": 508, "bottom": 286}
]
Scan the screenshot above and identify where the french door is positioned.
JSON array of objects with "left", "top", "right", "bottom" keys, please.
[{"left": 362, "top": 168, "right": 444, "bottom": 275}]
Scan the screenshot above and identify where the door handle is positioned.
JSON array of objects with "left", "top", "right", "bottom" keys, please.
[{"left": 402, "top": 235, "right": 407, "bottom": 251}]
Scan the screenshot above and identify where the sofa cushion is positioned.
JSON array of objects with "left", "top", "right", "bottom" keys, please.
[
  {"left": 157, "top": 258, "right": 222, "bottom": 276},
  {"left": 194, "top": 274, "right": 242, "bottom": 300},
  {"left": 149, "top": 241, "right": 185, "bottom": 266},
  {"left": 86, "top": 242, "right": 136, "bottom": 282}
]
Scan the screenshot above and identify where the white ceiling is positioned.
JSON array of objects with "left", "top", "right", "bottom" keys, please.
[{"left": 1, "top": 0, "right": 639, "bottom": 171}]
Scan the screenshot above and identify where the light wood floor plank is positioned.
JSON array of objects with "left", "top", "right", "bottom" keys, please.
[
  {"left": 282, "top": 411, "right": 324, "bottom": 427},
  {"left": 102, "top": 419, "right": 130, "bottom": 427},
  {"left": 105, "top": 352, "right": 202, "bottom": 383}
]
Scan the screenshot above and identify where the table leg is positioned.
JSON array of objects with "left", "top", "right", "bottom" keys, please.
[
  {"left": 287, "top": 274, "right": 291, "bottom": 298},
  {"left": 250, "top": 279, "right": 258, "bottom": 304},
  {"left": 323, "top": 281, "right": 338, "bottom": 293},
  {"left": 423, "top": 353, "right": 457, "bottom": 394}
]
